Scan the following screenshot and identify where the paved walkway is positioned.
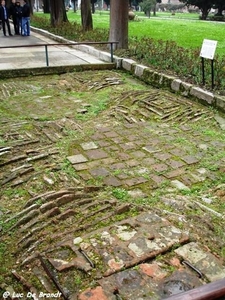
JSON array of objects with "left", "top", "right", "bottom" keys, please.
[{"left": 0, "top": 29, "right": 106, "bottom": 70}]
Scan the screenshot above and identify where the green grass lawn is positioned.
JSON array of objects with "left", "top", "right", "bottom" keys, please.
[{"left": 61, "top": 10, "right": 225, "bottom": 55}]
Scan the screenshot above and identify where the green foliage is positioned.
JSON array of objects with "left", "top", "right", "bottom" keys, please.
[
  {"left": 209, "top": 15, "right": 225, "bottom": 22},
  {"left": 140, "top": 0, "right": 156, "bottom": 14},
  {"left": 158, "top": 3, "right": 186, "bottom": 12},
  {"left": 31, "top": 15, "right": 108, "bottom": 42},
  {"left": 119, "top": 37, "right": 225, "bottom": 91},
  {"left": 112, "top": 188, "right": 128, "bottom": 200},
  {"left": 31, "top": 13, "right": 225, "bottom": 91}
]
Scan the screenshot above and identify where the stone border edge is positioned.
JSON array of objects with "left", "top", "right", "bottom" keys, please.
[{"left": 31, "top": 26, "right": 225, "bottom": 113}]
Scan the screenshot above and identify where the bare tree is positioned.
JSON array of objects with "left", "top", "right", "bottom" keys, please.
[
  {"left": 81, "top": 0, "right": 93, "bottom": 31},
  {"left": 49, "top": 0, "right": 68, "bottom": 27},
  {"left": 109, "top": 0, "right": 129, "bottom": 49}
]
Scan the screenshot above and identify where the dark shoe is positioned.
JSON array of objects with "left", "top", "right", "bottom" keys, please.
[{"left": 9, "top": 34, "right": 13, "bottom": 36}]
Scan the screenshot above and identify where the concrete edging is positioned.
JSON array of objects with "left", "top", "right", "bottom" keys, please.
[{"left": 30, "top": 26, "right": 225, "bottom": 113}]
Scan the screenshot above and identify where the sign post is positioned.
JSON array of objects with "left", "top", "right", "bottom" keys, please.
[{"left": 200, "top": 39, "right": 217, "bottom": 89}]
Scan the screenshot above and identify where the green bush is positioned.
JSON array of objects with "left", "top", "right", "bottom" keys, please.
[{"left": 209, "top": 15, "right": 225, "bottom": 22}]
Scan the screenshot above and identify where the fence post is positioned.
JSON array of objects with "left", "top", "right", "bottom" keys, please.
[
  {"left": 45, "top": 45, "right": 49, "bottom": 67},
  {"left": 110, "top": 43, "right": 114, "bottom": 63}
]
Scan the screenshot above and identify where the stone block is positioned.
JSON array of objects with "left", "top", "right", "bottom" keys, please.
[
  {"left": 142, "top": 67, "right": 156, "bottom": 85},
  {"left": 160, "top": 74, "right": 176, "bottom": 88},
  {"left": 114, "top": 56, "right": 122, "bottom": 68},
  {"left": 175, "top": 242, "right": 225, "bottom": 281},
  {"left": 103, "top": 176, "right": 122, "bottom": 187},
  {"left": 215, "top": 95, "right": 225, "bottom": 112},
  {"left": 171, "top": 79, "right": 182, "bottom": 92},
  {"left": 85, "top": 149, "right": 108, "bottom": 160},
  {"left": 67, "top": 154, "right": 88, "bottom": 164},
  {"left": 134, "top": 64, "right": 148, "bottom": 77},
  {"left": 99, "top": 50, "right": 112, "bottom": 63},
  {"left": 81, "top": 142, "right": 98, "bottom": 150},
  {"left": 190, "top": 87, "right": 214, "bottom": 105},
  {"left": 180, "top": 81, "right": 193, "bottom": 97},
  {"left": 122, "top": 58, "right": 136, "bottom": 72}
]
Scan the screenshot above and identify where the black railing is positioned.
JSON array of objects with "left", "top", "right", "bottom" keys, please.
[{"left": 0, "top": 41, "right": 118, "bottom": 66}]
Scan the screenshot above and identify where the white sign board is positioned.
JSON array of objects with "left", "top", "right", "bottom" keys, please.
[{"left": 200, "top": 39, "right": 217, "bottom": 60}]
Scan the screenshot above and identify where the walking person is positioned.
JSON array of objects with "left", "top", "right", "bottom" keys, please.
[
  {"left": 9, "top": 0, "right": 17, "bottom": 35},
  {"left": 21, "top": 0, "right": 30, "bottom": 36},
  {"left": 0, "top": 0, "right": 13, "bottom": 37}
]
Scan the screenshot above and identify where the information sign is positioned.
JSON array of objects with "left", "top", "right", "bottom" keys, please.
[{"left": 200, "top": 39, "right": 217, "bottom": 60}]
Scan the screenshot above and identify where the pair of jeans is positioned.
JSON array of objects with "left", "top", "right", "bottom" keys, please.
[{"left": 22, "top": 17, "right": 30, "bottom": 36}]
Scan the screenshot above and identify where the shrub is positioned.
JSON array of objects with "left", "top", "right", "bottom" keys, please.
[{"left": 209, "top": 15, "right": 225, "bottom": 22}]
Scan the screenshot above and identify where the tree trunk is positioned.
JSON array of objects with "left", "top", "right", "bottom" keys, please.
[
  {"left": 200, "top": 7, "right": 210, "bottom": 20},
  {"left": 217, "top": 4, "right": 224, "bottom": 16},
  {"left": 109, "top": 0, "right": 129, "bottom": 50},
  {"left": 81, "top": 0, "right": 93, "bottom": 31},
  {"left": 49, "top": 0, "right": 68, "bottom": 27},
  {"left": 153, "top": 3, "right": 156, "bottom": 16},
  {"left": 91, "top": 1, "right": 95, "bottom": 13},
  {"left": 43, "top": 0, "right": 50, "bottom": 13}
]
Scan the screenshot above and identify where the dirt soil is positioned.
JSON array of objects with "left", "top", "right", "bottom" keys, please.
[{"left": 0, "top": 70, "right": 225, "bottom": 300}]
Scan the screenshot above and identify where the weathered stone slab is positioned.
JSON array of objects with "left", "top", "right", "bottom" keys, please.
[
  {"left": 103, "top": 176, "right": 122, "bottom": 187},
  {"left": 175, "top": 242, "right": 225, "bottom": 281},
  {"left": 122, "top": 58, "right": 136, "bottom": 71},
  {"left": 85, "top": 149, "right": 108, "bottom": 160},
  {"left": 67, "top": 154, "right": 88, "bottom": 164},
  {"left": 181, "top": 155, "right": 199, "bottom": 165},
  {"left": 81, "top": 141, "right": 98, "bottom": 150},
  {"left": 90, "top": 167, "right": 109, "bottom": 177},
  {"left": 171, "top": 180, "right": 190, "bottom": 191},
  {"left": 166, "top": 159, "right": 185, "bottom": 169},
  {"left": 153, "top": 152, "right": 172, "bottom": 161},
  {"left": 171, "top": 79, "right": 182, "bottom": 92},
  {"left": 123, "top": 177, "right": 148, "bottom": 187},
  {"left": 134, "top": 64, "right": 148, "bottom": 77},
  {"left": 190, "top": 87, "right": 214, "bottom": 105},
  {"left": 164, "top": 168, "right": 186, "bottom": 179},
  {"left": 75, "top": 212, "right": 189, "bottom": 279},
  {"left": 151, "top": 163, "right": 169, "bottom": 172},
  {"left": 104, "top": 131, "right": 119, "bottom": 138},
  {"left": 215, "top": 95, "right": 225, "bottom": 112}
]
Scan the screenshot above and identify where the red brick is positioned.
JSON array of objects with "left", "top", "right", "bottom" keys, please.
[
  {"left": 78, "top": 286, "right": 109, "bottom": 300},
  {"left": 139, "top": 263, "right": 167, "bottom": 280}
]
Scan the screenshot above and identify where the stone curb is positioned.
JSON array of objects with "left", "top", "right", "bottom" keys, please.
[{"left": 31, "top": 26, "right": 225, "bottom": 113}]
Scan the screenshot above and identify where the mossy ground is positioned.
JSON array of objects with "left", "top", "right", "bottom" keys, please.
[{"left": 0, "top": 70, "right": 225, "bottom": 295}]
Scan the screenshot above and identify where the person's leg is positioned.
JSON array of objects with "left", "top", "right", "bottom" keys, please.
[
  {"left": 13, "top": 17, "right": 17, "bottom": 34},
  {"left": 6, "top": 19, "right": 12, "bottom": 35},
  {"left": 15, "top": 17, "right": 19, "bottom": 34},
  {"left": 27, "top": 17, "right": 30, "bottom": 36},
  {"left": 19, "top": 18, "right": 22, "bottom": 35},
  {"left": 21, "top": 17, "right": 26, "bottom": 35},
  {"left": 2, "top": 20, "right": 6, "bottom": 36},
  {"left": 25, "top": 17, "right": 28, "bottom": 35}
]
